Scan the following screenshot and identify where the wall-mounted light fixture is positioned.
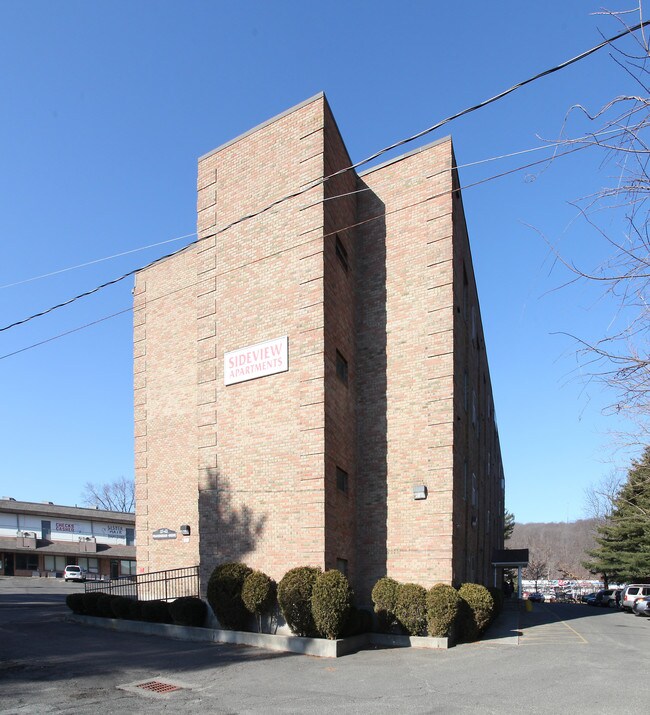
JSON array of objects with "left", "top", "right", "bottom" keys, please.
[
  {"left": 180, "top": 524, "right": 191, "bottom": 536},
  {"left": 413, "top": 485, "right": 428, "bottom": 500}
]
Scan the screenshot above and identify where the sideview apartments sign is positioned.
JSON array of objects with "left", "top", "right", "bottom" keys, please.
[{"left": 224, "top": 336, "right": 288, "bottom": 386}]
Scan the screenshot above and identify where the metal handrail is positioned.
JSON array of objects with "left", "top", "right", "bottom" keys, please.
[{"left": 85, "top": 565, "right": 199, "bottom": 601}]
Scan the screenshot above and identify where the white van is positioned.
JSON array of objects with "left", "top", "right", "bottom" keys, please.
[{"left": 621, "top": 584, "right": 650, "bottom": 611}]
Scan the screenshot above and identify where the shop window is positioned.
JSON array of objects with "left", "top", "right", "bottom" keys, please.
[
  {"left": 78, "top": 557, "right": 99, "bottom": 574},
  {"left": 15, "top": 554, "right": 38, "bottom": 571},
  {"left": 120, "top": 560, "right": 137, "bottom": 576},
  {"left": 336, "top": 350, "right": 348, "bottom": 384},
  {"left": 44, "top": 555, "right": 67, "bottom": 572},
  {"left": 336, "top": 466, "right": 348, "bottom": 493}
]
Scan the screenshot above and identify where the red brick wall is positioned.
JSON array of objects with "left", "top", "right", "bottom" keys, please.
[{"left": 134, "top": 95, "right": 506, "bottom": 602}]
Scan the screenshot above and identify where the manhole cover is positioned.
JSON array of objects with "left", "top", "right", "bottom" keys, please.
[{"left": 136, "top": 681, "right": 181, "bottom": 694}]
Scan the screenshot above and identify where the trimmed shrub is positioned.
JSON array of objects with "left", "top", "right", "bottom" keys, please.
[
  {"left": 426, "top": 583, "right": 461, "bottom": 637},
  {"left": 311, "top": 570, "right": 352, "bottom": 640},
  {"left": 371, "top": 577, "right": 400, "bottom": 632},
  {"left": 242, "top": 571, "right": 276, "bottom": 617},
  {"left": 394, "top": 583, "right": 427, "bottom": 636},
  {"left": 111, "top": 596, "right": 135, "bottom": 620},
  {"left": 169, "top": 597, "right": 208, "bottom": 627},
  {"left": 277, "top": 566, "right": 322, "bottom": 637},
  {"left": 97, "top": 594, "right": 118, "bottom": 618},
  {"left": 207, "top": 562, "right": 253, "bottom": 630},
  {"left": 81, "top": 591, "right": 105, "bottom": 617},
  {"left": 140, "top": 599, "right": 172, "bottom": 624},
  {"left": 488, "top": 587, "right": 504, "bottom": 620},
  {"left": 458, "top": 583, "right": 494, "bottom": 639},
  {"left": 127, "top": 598, "right": 142, "bottom": 621},
  {"left": 66, "top": 593, "right": 84, "bottom": 614}
]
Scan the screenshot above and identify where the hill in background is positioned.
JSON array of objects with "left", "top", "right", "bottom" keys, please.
[{"left": 508, "top": 519, "right": 598, "bottom": 580}]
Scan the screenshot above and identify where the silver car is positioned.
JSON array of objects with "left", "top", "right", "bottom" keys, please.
[
  {"left": 621, "top": 584, "right": 650, "bottom": 612},
  {"left": 633, "top": 595, "right": 650, "bottom": 616}
]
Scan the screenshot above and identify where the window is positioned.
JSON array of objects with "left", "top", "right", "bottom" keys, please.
[
  {"left": 462, "top": 266, "right": 468, "bottom": 319},
  {"left": 335, "top": 235, "right": 349, "bottom": 271},
  {"left": 15, "top": 554, "right": 38, "bottom": 571},
  {"left": 336, "top": 466, "right": 348, "bottom": 493},
  {"left": 120, "top": 560, "right": 137, "bottom": 576},
  {"left": 463, "top": 460, "right": 468, "bottom": 501},
  {"left": 336, "top": 350, "right": 348, "bottom": 384},
  {"left": 471, "top": 305, "right": 476, "bottom": 343},
  {"left": 471, "top": 390, "right": 477, "bottom": 427},
  {"left": 471, "top": 473, "right": 477, "bottom": 507},
  {"left": 78, "top": 557, "right": 99, "bottom": 574},
  {"left": 44, "top": 555, "right": 67, "bottom": 572},
  {"left": 336, "top": 558, "right": 348, "bottom": 576}
]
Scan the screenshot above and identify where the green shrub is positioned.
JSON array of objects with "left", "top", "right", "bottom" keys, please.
[
  {"left": 111, "top": 596, "right": 135, "bottom": 620},
  {"left": 127, "top": 599, "right": 142, "bottom": 621},
  {"left": 458, "top": 583, "right": 494, "bottom": 638},
  {"left": 169, "top": 597, "right": 207, "bottom": 627},
  {"left": 140, "top": 599, "right": 172, "bottom": 624},
  {"left": 242, "top": 571, "right": 276, "bottom": 616},
  {"left": 488, "top": 587, "right": 504, "bottom": 620},
  {"left": 97, "top": 594, "right": 118, "bottom": 618},
  {"left": 66, "top": 593, "right": 84, "bottom": 614},
  {"left": 311, "top": 570, "right": 352, "bottom": 640},
  {"left": 277, "top": 566, "right": 322, "bottom": 637},
  {"left": 207, "top": 562, "right": 253, "bottom": 630},
  {"left": 394, "top": 583, "right": 427, "bottom": 636},
  {"left": 81, "top": 591, "right": 105, "bottom": 616},
  {"left": 371, "top": 577, "right": 400, "bottom": 632},
  {"left": 426, "top": 583, "right": 461, "bottom": 637}
]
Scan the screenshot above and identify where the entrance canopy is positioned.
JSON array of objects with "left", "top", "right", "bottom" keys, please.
[{"left": 491, "top": 549, "right": 529, "bottom": 599}]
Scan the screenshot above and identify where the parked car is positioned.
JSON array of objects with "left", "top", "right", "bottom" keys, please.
[
  {"left": 621, "top": 584, "right": 650, "bottom": 612},
  {"left": 593, "top": 589, "right": 615, "bottom": 607},
  {"left": 632, "top": 595, "right": 650, "bottom": 617},
  {"left": 63, "top": 565, "right": 86, "bottom": 582},
  {"left": 528, "top": 592, "right": 545, "bottom": 603},
  {"left": 582, "top": 592, "right": 598, "bottom": 606}
]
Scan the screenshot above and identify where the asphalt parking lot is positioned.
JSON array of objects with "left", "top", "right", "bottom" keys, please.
[{"left": 0, "top": 577, "right": 648, "bottom": 714}]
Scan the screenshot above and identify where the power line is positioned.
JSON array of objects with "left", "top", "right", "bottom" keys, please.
[
  {"left": 0, "top": 232, "right": 196, "bottom": 290},
  {"left": 0, "top": 140, "right": 591, "bottom": 361},
  {"left": 2, "top": 19, "right": 646, "bottom": 335}
]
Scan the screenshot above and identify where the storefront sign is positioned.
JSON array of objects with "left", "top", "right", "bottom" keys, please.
[
  {"left": 152, "top": 528, "right": 177, "bottom": 540},
  {"left": 55, "top": 522, "right": 76, "bottom": 533},
  {"left": 224, "top": 336, "right": 288, "bottom": 386}
]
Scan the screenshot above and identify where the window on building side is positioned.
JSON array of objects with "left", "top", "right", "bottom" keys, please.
[
  {"left": 463, "top": 460, "right": 468, "bottom": 501},
  {"left": 336, "top": 466, "right": 348, "bottom": 493},
  {"left": 336, "top": 350, "right": 348, "bottom": 384},
  {"left": 462, "top": 266, "right": 468, "bottom": 320},
  {"left": 335, "top": 235, "right": 349, "bottom": 272},
  {"left": 471, "top": 390, "right": 477, "bottom": 427},
  {"left": 336, "top": 558, "right": 348, "bottom": 576},
  {"left": 471, "top": 473, "right": 477, "bottom": 507},
  {"left": 121, "top": 560, "right": 137, "bottom": 576},
  {"left": 463, "top": 372, "right": 468, "bottom": 412}
]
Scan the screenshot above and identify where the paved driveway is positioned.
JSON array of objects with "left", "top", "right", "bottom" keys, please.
[{"left": 0, "top": 578, "right": 648, "bottom": 713}]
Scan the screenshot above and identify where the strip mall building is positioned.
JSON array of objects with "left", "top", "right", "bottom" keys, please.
[{"left": 134, "top": 94, "right": 505, "bottom": 604}]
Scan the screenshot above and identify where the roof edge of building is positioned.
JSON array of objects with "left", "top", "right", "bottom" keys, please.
[
  {"left": 198, "top": 92, "right": 326, "bottom": 162},
  {"left": 358, "top": 134, "right": 453, "bottom": 178}
]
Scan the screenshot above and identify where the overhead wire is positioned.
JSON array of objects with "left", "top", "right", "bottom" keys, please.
[
  {"left": 0, "top": 140, "right": 593, "bottom": 361},
  {"left": 1, "top": 18, "right": 647, "bottom": 335}
]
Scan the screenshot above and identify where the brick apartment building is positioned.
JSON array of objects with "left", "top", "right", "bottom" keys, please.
[{"left": 134, "top": 93, "right": 505, "bottom": 604}]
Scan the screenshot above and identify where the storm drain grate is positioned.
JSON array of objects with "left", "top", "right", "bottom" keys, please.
[{"left": 136, "top": 681, "right": 181, "bottom": 694}]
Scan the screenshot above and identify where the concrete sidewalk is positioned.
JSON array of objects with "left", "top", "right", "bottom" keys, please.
[{"left": 480, "top": 599, "right": 521, "bottom": 645}]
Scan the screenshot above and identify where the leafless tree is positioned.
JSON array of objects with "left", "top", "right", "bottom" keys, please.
[
  {"left": 584, "top": 469, "right": 624, "bottom": 522},
  {"left": 546, "top": 5, "right": 650, "bottom": 436},
  {"left": 524, "top": 558, "right": 548, "bottom": 593},
  {"left": 81, "top": 476, "right": 135, "bottom": 513}
]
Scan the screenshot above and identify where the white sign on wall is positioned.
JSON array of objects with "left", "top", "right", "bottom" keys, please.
[{"left": 224, "top": 336, "right": 288, "bottom": 386}]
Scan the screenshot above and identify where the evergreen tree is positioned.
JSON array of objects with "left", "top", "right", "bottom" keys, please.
[
  {"left": 504, "top": 510, "right": 515, "bottom": 541},
  {"left": 584, "top": 447, "right": 650, "bottom": 582}
]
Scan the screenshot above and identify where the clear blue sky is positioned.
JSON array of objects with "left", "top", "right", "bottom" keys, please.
[{"left": 0, "top": 1, "right": 643, "bottom": 522}]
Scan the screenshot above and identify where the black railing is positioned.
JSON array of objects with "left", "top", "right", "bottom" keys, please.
[{"left": 85, "top": 565, "right": 199, "bottom": 601}]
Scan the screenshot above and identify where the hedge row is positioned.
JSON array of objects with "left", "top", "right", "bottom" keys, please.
[
  {"left": 207, "top": 563, "right": 371, "bottom": 640},
  {"left": 371, "top": 578, "right": 498, "bottom": 641},
  {"left": 65, "top": 592, "right": 207, "bottom": 627}
]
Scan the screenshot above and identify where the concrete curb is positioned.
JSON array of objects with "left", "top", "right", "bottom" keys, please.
[{"left": 67, "top": 615, "right": 449, "bottom": 657}]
